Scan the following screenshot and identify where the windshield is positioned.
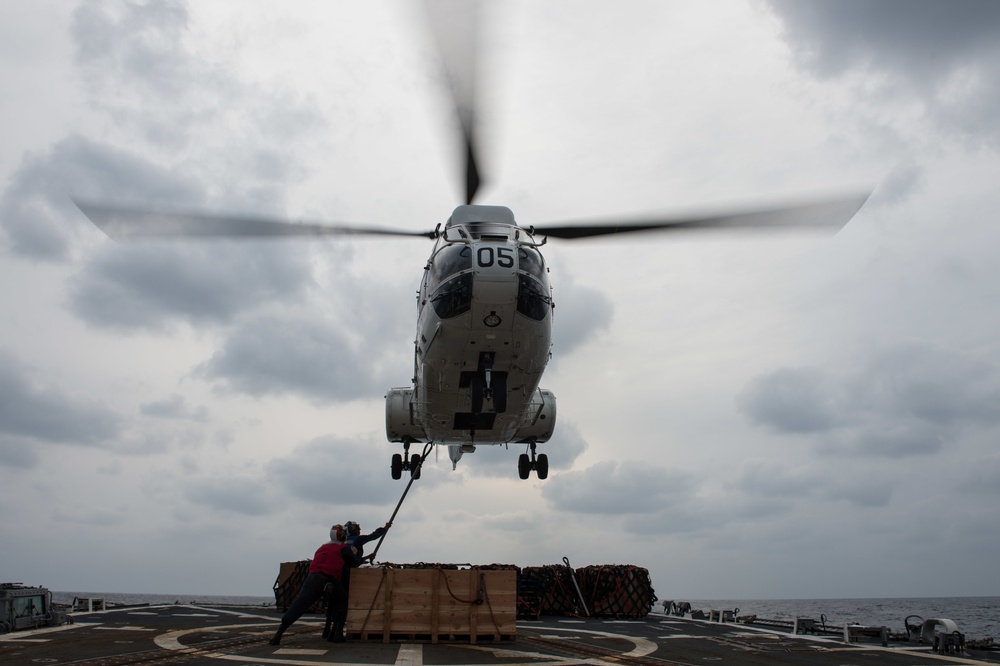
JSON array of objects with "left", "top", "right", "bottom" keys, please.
[{"left": 428, "top": 243, "right": 472, "bottom": 295}]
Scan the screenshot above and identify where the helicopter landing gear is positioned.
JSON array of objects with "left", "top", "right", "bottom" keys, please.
[
  {"left": 468, "top": 353, "right": 508, "bottom": 415},
  {"left": 391, "top": 441, "right": 424, "bottom": 480},
  {"left": 470, "top": 376, "right": 484, "bottom": 414},
  {"left": 517, "top": 442, "right": 548, "bottom": 480}
]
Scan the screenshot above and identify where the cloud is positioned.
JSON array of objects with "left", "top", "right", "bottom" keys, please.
[
  {"left": 964, "top": 454, "right": 1000, "bottom": 496},
  {"left": 550, "top": 268, "right": 614, "bottom": 359},
  {"left": 198, "top": 311, "right": 388, "bottom": 402},
  {"left": 0, "top": 136, "right": 205, "bottom": 262},
  {"left": 140, "top": 394, "right": 209, "bottom": 422},
  {"left": 764, "top": 0, "right": 1000, "bottom": 144},
  {"left": 738, "top": 368, "right": 841, "bottom": 434},
  {"left": 266, "top": 435, "right": 408, "bottom": 507},
  {"left": 0, "top": 352, "right": 122, "bottom": 451},
  {"left": 458, "top": 421, "right": 588, "bottom": 479},
  {"left": 765, "top": 0, "right": 1000, "bottom": 82},
  {"left": 542, "top": 459, "right": 696, "bottom": 515},
  {"left": 185, "top": 476, "right": 275, "bottom": 516},
  {"left": 736, "top": 461, "right": 893, "bottom": 508},
  {"left": 0, "top": 437, "right": 41, "bottom": 469},
  {"left": 70, "top": 241, "right": 314, "bottom": 330},
  {"left": 739, "top": 343, "right": 1000, "bottom": 457}
]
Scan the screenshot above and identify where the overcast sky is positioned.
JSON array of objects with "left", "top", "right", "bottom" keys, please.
[{"left": 3, "top": 0, "right": 1000, "bottom": 602}]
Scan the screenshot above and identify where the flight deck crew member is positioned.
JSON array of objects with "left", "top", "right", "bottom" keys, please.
[
  {"left": 345, "top": 520, "right": 391, "bottom": 562},
  {"left": 341, "top": 521, "right": 391, "bottom": 599},
  {"left": 269, "top": 524, "right": 360, "bottom": 646}
]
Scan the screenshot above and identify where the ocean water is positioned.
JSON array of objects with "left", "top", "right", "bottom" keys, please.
[
  {"left": 673, "top": 597, "right": 999, "bottom": 640},
  {"left": 52, "top": 591, "right": 275, "bottom": 608},
  {"left": 52, "top": 591, "right": 998, "bottom": 640}
]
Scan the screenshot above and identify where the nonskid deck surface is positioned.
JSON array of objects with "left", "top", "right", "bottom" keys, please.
[{"left": 1, "top": 605, "right": 996, "bottom": 666}]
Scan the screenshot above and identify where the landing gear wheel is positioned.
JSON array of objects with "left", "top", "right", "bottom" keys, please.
[
  {"left": 536, "top": 453, "right": 549, "bottom": 480},
  {"left": 517, "top": 453, "right": 531, "bottom": 480},
  {"left": 391, "top": 453, "right": 403, "bottom": 480},
  {"left": 470, "top": 376, "right": 484, "bottom": 414},
  {"left": 410, "top": 454, "right": 422, "bottom": 479}
]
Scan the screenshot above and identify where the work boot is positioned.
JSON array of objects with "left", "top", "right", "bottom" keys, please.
[
  {"left": 268, "top": 622, "right": 290, "bottom": 646},
  {"left": 328, "top": 611, "right": 347, "bottom": 643}
]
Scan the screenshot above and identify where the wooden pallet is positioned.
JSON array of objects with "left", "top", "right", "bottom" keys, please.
[{"left": 346, "top": 567, "right": 516, "bottom": 644}]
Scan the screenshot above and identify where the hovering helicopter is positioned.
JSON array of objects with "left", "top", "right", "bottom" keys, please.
[{"left": 75, "top": 2, "right": 870, "bottom": 480}]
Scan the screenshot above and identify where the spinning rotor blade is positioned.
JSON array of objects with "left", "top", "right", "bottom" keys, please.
[
  {"left": 75, "top": 201, "right": 437, "bottom": 241},
  {"left": 423, "top": 0, "right": 483, "bottom": 204},
  {"left": 532, "top": 191, "right": 871, "bottom": 240}
]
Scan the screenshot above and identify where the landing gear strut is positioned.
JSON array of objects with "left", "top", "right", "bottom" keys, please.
[
  {"left": 469, "top": 352, "right": 507, "bottom": 415},
  {"left": 517, "top": 442, "right": 548, "bottom": 480},
  {"left": 391, "top": 440, "right": 424, "bottom": 480}
]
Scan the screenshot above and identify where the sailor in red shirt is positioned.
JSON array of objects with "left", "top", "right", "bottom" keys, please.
[{"left": 269, "top": 524, "right": 361, "bottom": 645}]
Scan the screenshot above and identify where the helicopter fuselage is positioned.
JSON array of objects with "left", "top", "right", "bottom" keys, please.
[{"left": 385, "top": 205, "right": 557, "bottom": 475}]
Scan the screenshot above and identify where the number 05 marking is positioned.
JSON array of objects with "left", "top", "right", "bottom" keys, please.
[{"left": 477, "top": 246, "right": 515, "bottom": 268}]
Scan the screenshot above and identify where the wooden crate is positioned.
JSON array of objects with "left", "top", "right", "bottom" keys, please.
[{"left": 346, "top": 567, "right": 516, "bottom": 643}]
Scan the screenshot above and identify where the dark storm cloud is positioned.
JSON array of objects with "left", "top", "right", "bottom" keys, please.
[
  {"left": 739, "top": 343, "right": 1000, "bottom": 456},
  {"left": 0, "top": 136, "right": 204, "bottom": 262},
  {"left": 0, "top": 437, "right": 41, "bottom": 469},
  {"left": 765, "top": 0, "right": 1000, "bottom": 142},
  {"left": 766, "top": 1, "right": 1000, "bottom": 79},
  {"left": 198, "top": 311, "right": 387, "bottom": 402},
  {"left": 266, "top": 436, "right": 404, "bottom": 506},
  {"left": 542, "top": 460, "right": 696, "bottom": 515},
  {"left": 964, "top": 454, "right": 1000, "bottom": 496},
  {"left": 736, "top": 462, "right": 893, "bottom": 508},
  {"left": 822, "top": 475, "right": 893, "bottom": 508},
  {"left": 70, "top": 241, "right": 314, "bottom": 330},
  {"left": 140, "top": 394, "right": 209, "bottom": 422},
  {"left": 185, "top": 476, "right": 274, "bottom": 516},
  {"left": 738, "top": 368, "right": 840, "bottom": 434},
  {"left": 0, "top": 352, "right": 121, "bottom": 451},
  {"left": 736, "top": 463, "right": 819, "bottom": 499}
]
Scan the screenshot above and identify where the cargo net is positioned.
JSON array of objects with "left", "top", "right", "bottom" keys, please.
[
  {"left": 274, "top": 561, "right": 654, "bottom": 620},
  {"left": 273, "top": 560, "right": 324, "bottom": 613},
  {"left": 519, "top": 564, "right": 656, "bottom": 620}
]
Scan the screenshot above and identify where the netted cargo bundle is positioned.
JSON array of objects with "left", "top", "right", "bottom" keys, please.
[
  {"left": 514, "top": 568, "right": 548, "bottom": 620},
  {"left": 521, "top": 565, "right": 586, "bottom": 617},
  {"left": 273, "top": 560, "right": 314, "bottom": 612},
  {"left": 377, "top": 562, "right": 517, "bottom": 571},
  {"left": 274, "top": 560, "right": 654, "bottom": 619},
  {"left": 576, "top": 565, "right": 657, "bottom": 619}
]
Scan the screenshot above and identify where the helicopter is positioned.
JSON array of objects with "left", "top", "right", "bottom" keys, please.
[{"left": 74, "top": 2, "right": 870, "bottom": 480}]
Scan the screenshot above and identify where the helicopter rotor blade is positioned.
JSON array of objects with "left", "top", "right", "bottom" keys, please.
[
  {"left": 531, "top": 191, "right": 872, "bottom": 240},
  {"left": 74, "top": 200, "right": 438, "bottom": 241},
  {"left": 423, "top": 0, "right": 483, "bottom": 205}
]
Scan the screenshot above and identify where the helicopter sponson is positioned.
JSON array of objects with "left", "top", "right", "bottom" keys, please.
[{"left": 385, "top": 204, "right": 557, "bottom": 479}]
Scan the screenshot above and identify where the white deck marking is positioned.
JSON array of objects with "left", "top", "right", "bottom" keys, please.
[
  {"left": 94, "top": 626, "right": 157, "bottom": 631},
  {"left": 395, "top": 643, "right": 423, "bottom": 666},
  {"left": 0, "top": 622, "right": 101, "bottom": 640}
]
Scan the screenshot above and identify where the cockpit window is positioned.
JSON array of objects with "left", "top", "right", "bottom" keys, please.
[
  {"left": 428, "top": 244, "right": 472, "bottom": 295},
  {"left": 431, "top": 273, "right": 473, "bottom": 319},
  {"left": 518, "top": 246, "right": 544, "bottom": 280},
  {"left": 517, "top": 274, "right": 550, "bottom": 321}
]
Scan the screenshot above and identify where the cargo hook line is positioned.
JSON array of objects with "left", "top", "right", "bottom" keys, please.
[
  {"left": 369, "top": 442, "right": 434, "bottom": 562},
  {"left": 563, "top": 556, "right": 590, "bottom": 617}
]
